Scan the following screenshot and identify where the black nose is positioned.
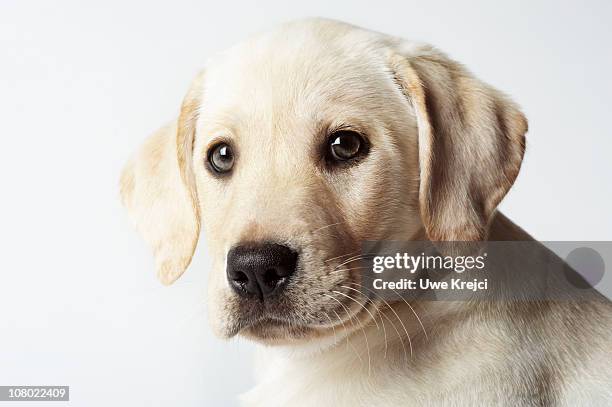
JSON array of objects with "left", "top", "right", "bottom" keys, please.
[{"left": 226, "top": 243, "right": 298, "bottom": 300}]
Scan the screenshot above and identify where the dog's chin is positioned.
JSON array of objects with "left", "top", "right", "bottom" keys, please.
[{"left": 237, "top": 318, "right": 321, "bottom": 345}]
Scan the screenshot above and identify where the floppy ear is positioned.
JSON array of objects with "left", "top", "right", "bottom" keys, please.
[
  {"left": 120, "top": 72, "right": 205, "bottom": 284},
  {"left": 389, "top": 46, "right": 527, "bottom": 241}
]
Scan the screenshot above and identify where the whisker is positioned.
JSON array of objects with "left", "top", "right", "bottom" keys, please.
[
  {"left": 345, "top": 281, "right": 413, "bottom": 360},
  {"left": 342, "top": 284, "right": 409, "bottom": 363},
  {"left": 332, "top": 290, "right": 380, "bottom": 330},
  {"left": 386, "top": 287, "right": 428, "bottom": 340},
  {"left": 323, "top": 311, "right": 339, "bottom": 346},
  {"left": 311, "top": 222, "right": 342, "bottom": 234},
  {"left": 334, "top": 255, "right": 371, "bottom": 270},
  {"left": 324, "top": 296, "right": 364, "bottom": 365},
  {"left": 324, "top": 251, "right": 360, "bottom": 263},
  {"left": 329, "top": 265, "right": 370, "bottom": 275},
  {"left": 339, "top": 285, "right": 388, "bottom": 359},
  {"left": 324, "top": 293, "right": 371, "bottom": 376}
]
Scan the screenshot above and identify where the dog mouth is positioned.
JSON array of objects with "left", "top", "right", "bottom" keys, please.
[
  {"left": 224, "top": 298, "right": 331, "bottom": 341},
  {"left": 224, "top": 290, "right": 375, "bottom": 343},
  {"left": 226, "top": 314, "right": 317, "bottom": 342},
  {"left": 245, "top": 318, "right": 315, "bottom": 341}
]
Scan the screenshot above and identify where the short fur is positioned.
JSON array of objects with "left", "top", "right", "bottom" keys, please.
[{"left": 120, "top": 18, "right": 612, "bottom": 406}]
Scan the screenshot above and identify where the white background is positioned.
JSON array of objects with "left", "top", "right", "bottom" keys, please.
[{"left": 1, "top": 1, "right": 611, "bottom": 406}]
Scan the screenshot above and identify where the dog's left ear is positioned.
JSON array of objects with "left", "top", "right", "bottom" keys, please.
[{"left": 389, "top": 46, "right": 527, "bottom": 241}]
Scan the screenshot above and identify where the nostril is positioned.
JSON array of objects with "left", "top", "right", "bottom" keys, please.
[
  {"left": 228, "top": 270, "right": 251, "bottom": 295},
  {"left": 263, "top": 268, "right": 282, "bottom": 285},
  {"left": 232, "top": 270, "right": 249, "bottom": 283}
]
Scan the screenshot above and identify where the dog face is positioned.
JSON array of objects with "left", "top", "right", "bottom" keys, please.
[{"left": 120, "top": 19, "right": 527, "bottom": 345}]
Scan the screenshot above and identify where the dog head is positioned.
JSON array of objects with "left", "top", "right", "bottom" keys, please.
[{"left": 120, "top": 18, "right": 526, "bottom": 345}]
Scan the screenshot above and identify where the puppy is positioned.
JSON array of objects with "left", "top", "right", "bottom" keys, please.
[{"left": 120, "top": 18, "right": 612, "bottom": 406}]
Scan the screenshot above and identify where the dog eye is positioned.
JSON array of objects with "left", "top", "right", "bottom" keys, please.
[
  {"left": 208, "top": 143, "right": 234, "bottom": 174},
  {"left": 328, "top": 130, "right": 366, "bottom": 162}
]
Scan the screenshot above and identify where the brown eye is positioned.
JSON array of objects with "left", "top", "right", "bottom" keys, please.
[
  {"left": 208, "top": 143, "right": 234, "bottom": 174},
  {"left": 328, "top": 130, "right": 366, "bottom": 162}
]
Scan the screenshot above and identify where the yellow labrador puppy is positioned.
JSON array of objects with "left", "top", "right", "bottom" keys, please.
[{"left": 121, "top": 18, "right": 612, "bottom": 406}]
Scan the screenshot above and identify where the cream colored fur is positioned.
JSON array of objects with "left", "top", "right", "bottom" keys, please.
[{"left": 120, "top": 18, "right": 612, "bottom": 406}]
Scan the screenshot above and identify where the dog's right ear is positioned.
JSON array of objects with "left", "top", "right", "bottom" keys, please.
[{"left": 120, "top": 72, "right": 205, "bottom": 285}]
